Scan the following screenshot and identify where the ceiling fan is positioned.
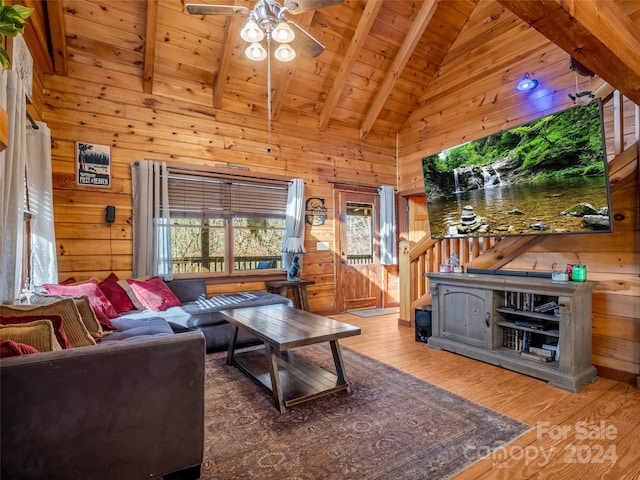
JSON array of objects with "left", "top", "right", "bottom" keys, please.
[
  {"left": 186, "top": 0, "right": 343, "bottom": 62},
  {"left": 186, "top": 0, "right": 342, "bottom": 152}
]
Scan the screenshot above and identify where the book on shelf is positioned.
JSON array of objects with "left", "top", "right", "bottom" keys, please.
[
  {"left": 529, "top": 346, "right": 555, "bottom": 358},
  {"left": 542, "top": 343, "right": 560, "bottom": 362},
  {"left": 520, "top": 351, "right": 554, "bottom": 362},
  {"left": 504, "top": 291, "right": 559, "bottom": 313},
  {"left": 503, "top": 327, "right": 515, "bottom": 349},
  {"left": 502, "top": 328, "right": 531, "bottom": 352},
  {"left": 504, "top": 291, "right": 525, "bottom": 310}
]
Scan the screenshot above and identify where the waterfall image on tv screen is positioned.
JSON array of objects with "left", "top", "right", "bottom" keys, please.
[{"left": 422, "top": 100, "right": 613, "bottom": 239}]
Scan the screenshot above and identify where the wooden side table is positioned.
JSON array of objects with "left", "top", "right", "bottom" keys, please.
[{"left": 266, "top": 279, "right": 315, "bottom": 311}]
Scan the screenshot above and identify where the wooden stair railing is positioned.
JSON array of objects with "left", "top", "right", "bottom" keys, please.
[{"left": 398, "top": 236, "right": 500, "bottom": 326}]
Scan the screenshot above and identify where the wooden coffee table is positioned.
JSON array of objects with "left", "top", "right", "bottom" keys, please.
[{"left": 220, "top": 304, "right": 361, "bottom": 413}]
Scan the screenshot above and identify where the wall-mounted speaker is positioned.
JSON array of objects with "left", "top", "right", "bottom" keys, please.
[{"left": 106, "top": 206, "right": 116, "bottom": 223}]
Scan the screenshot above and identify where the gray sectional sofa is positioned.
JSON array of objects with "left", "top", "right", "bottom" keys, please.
[
  {"left": 0, "top": 278, "right": 292, "bottom": 479},
  {"left": 120, "top": 278, "right": 292, "bottom": 352},
  {"left": 1, "top": 331, "right": 206, "bottom": 480}
]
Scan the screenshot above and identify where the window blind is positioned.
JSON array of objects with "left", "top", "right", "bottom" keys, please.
[{"left": 167, "top": 172, "right": 288, "bottom": 219}]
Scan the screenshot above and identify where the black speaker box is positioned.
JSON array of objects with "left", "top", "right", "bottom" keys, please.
[
  {"left": 106, "top": 205, "right": 116, "bottom": 223},
  {"left": 415, "top": 307, "right": 432, "bottom": 343}
]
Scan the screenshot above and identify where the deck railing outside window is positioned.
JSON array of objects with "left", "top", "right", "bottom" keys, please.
[
  {"left": 173, "top": 256, "right": 281, "bottom": 273},
  {"left": 347, "top": 254, "right": 373, "bottom": 265}
]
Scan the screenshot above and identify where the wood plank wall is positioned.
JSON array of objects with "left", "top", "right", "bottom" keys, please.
[
  {"left": 17, "top": 8, "right": 398, "bottom": 317},
  {"left": 396, "top": 8, "right": 639, "bottom": 384},
  {"left": 40, "top": 72, "right": 397, "bottom": 315}
]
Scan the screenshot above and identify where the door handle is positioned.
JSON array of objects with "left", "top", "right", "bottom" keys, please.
[{"left": 485, "top": 312, "right": 490, "bottom": 327}]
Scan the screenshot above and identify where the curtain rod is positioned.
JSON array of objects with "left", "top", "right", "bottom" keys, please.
[
  {"left": 133, "top": 160, "right": 291, "bottom": 186},
  {"left": 26, "top": 111, "right": 39, "bottom": 130},
  {"left": 329, "top": 181, "right": 393, "bottom": 191}
]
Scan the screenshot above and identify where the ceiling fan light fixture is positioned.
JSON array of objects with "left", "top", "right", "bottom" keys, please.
[
  {"left": 246, "top": 42, "right": 267, "bottom": 61},
  {"left": 516, "top": 73, "right": 538, "bottom": 92},
  {"left": 273, "top": 21, "right": 295, "bottom": 43},
  {"left": 240, "top": 18, "right": 265, "bottom": 43},
  {"left": 274, "top": 43, "right": 296, "bottom": 61}
]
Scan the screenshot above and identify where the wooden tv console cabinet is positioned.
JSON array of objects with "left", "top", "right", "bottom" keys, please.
[{"left": 426, "top": 273, "right": 598, "bottom": 392}]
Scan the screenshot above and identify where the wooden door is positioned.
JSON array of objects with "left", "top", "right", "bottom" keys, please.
[
  {"left": 408, "top": 195, "right": 429, "bottom": 242},
  {"left": 336, "top": 190, "right": 381, "bottom": 312}
]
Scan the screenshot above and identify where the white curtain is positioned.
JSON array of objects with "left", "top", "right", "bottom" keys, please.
[
  {"left": 281, "top": 178, "right": 305, "bottom": 271},
  {"left": 379, "top": 185, "right": 397, "bottom": 265},
  {"left": 26, "top": 122, "right": 58, "bottom": 289},
  {"left": 0, "top": 72, "right": 56, "bottom": 301},
  {"left": 0, "top": 71, "right": 27, "bottom": 302},
  {"left": 131, "top": 160, "right": 172, "bottom": 279}
]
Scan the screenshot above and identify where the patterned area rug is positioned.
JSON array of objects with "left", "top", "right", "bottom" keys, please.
[{"left": 201, "top": 345, "right": 529, "bottom": 479}]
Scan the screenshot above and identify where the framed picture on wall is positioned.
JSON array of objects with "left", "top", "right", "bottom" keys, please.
[{"left": 76, "top": 141, "right": 111, "bottom": 188}]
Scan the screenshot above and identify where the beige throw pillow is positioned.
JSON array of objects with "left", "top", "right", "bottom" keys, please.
[
  {"left": 24, "top": 292, "right": 103, "bottom": 340},
  {"left": 116, "top": 280, "right": 147, "bottom": 310},
  {"left": 0, "top": 300, "right": 96, "bottom": 348},
  {"left": 0, "top": 320, "right": 63, "bottom": 352}
]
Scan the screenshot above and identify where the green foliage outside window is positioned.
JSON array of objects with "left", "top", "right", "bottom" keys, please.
[
  {"left": 170, "top": 219, "right": 225, "bottom": 273},
  {"left": 233, "top": 217, "right": 285, "bottom": 259},
  {"left": 170, "top": 217, "right": 285, "bottom": 274},
  {"left": 423, "top": 102, "right": 604, "bottom": 181}
]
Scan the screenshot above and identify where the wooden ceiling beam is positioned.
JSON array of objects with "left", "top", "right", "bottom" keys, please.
[
  {"left": 143, "top": 0, "right": 158, "bottom": 94},
  {"left": 271, "top": 11, "right": 315, "bottom": 121},
  {"left": 360, "top": 0, "right": 439, "bottom": 139},
  {"left": 498, "top": 0, "right": 640, "bottom": 105},
  {"left": 45, "top": 0, "right": 66, "bottom": 75},
  {"left": 214, "top": 0, "right": 254, "bottom": 108},
  {"left": 214, "top": 17, "right": 240, "bottom": 108},
  {"left": 318, "top": 0, "right": 384, "bottom": 132},
  {"left": 18, "top": 1, "right": 53, "bottom": 75}
]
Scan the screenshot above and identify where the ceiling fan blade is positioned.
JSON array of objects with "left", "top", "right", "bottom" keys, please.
[
  {"left": 288, "top": 20, "right": 325, "bottom": 57},
  {"left": 186, "top": 4, "right": 250, "bottom": 16},
  {"left": 284, "top": 0, "right": 343, "bottom": 15}
]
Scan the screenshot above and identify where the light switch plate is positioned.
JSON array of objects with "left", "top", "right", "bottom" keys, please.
[{"left": 317, "top": 241, "right": 329, "bottom": 251}]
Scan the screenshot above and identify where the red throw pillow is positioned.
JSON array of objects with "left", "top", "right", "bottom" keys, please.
[
  {"left": 0, "top": 314, "right": 73, "bottom": 349},
  {"left": 43, "top": 280, "right": 118, "bottom": 329},
  {"left": 102, "top": 272, "right": 118, "bottom": 282},
  {"left": 0, "top": 339, "right": 39, "bottom": 357},
  {"left": 99, "top": 273, "right": 135, "bottom": 313},
  {"left": 126, "top": 276, "right": 182, "bottom": 312}
]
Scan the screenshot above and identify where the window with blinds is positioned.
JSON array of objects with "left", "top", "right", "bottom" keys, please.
[
  {"left": 166, "top": 170, "right": 288, "bottom": 275},
  {"left": 168, "top": 173, "right": 288, "bottom": 219}
]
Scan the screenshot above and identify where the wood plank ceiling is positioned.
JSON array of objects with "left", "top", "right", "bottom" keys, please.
[{"left": 38, "top": 0, "right": 640, "bottom": 141}]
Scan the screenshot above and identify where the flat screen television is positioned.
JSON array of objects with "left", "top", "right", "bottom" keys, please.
[{"left": 422, "top": 99, "right": 613, "bottom": 239}]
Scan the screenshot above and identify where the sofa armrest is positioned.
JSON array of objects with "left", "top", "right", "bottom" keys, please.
[{"left": 1, "top": 332, "right": 205, "bottom": 480}]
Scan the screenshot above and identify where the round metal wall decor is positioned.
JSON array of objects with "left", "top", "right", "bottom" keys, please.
[{"left": 305, "top": 197, "right": 328, "bottom": 226}]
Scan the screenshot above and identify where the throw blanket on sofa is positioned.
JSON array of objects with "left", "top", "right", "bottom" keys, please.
[
  {"left": 121, "top": 290, "right": 292, "bottom": 329},
  {"left": 194, "top": 292, "right": 263, "bottom": 308}
]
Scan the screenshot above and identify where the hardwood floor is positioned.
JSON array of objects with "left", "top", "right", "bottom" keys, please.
[{"left": 332, "top": 311, "right": 640, "bottom": 479}]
